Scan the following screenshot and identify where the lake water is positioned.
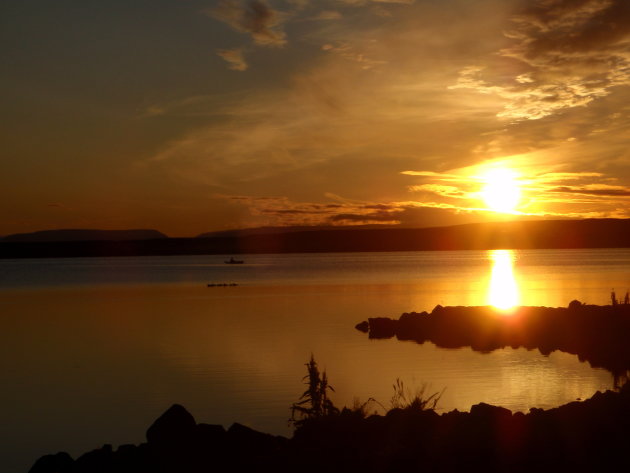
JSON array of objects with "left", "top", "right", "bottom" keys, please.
[{"left": 2, "top": 249, "right": 630, "bottom": 472}]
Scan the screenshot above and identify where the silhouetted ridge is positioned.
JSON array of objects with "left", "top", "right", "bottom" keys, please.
[
  {"left": 196, "top": 224, "right": 396, "bottom": 238},
  {"left": 3, "top": 229, "right": 167, "bottom": 242},
  {"left": 3, "top": 219, "right": 630, "bottom": 258}
]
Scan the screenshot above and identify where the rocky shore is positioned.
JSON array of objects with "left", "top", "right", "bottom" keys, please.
[
  {"left": 356, "top": 302, "right": 630, "bottom": 378},
  {"left": 29, "top": 302, "right": 630, "bottom": 473},
  {"left": 30, "top": 384, "right": 630, "bottom": 473}
]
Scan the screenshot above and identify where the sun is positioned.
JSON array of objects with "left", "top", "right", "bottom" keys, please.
[{"left": 480, "top": 168, "right": 521, "bottom": 213}]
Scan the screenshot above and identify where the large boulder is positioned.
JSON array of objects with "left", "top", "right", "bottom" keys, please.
[
  {"left": 470, "top": 402, "right": 512, "bottom": 420},
  {"left": 74, "top": 444, "right": 114, "bottom": 473},
  {"left": 146, "top": 404, "right": 197, "bottom": 447},
  {"left": 368, "top": 317, "right": 397, "bottom": 339},
  {"left": 355, "top": 321, "right": 369, "bottom": 332},
  {"left": 28, "top": 452, "right": 74, "bottom": 473}
]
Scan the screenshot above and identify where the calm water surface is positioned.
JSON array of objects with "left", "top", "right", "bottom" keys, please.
[{"left": 1, "top": 249, "right": 629, "bottom": 472}]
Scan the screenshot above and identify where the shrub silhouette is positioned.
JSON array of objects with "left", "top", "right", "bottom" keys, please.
[
  {"left": 390, "top": 378, "right": 444, "bottom": 411},
  {"left": 290, "top": 355, "right": 339, "bottom": 427}
]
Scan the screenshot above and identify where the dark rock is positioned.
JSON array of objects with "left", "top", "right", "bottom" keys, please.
[
  {"left": 112, "top": 444, "right": 148, "bottom": 473},
  {"left": 368, "top": 317, "right": 397, "bottom": 338},
  {"left": 74, "top": 444, "right": 113, "bottom": 473},
  {"left": 28, "top": 386, "right": 630, "bottom": 473},
  {"left": 227, "top": 422, "right": 279, "bottom": 447},
  {"left": 196, "top": 423, "right": 226, "bottom": 439},
  {"left": 146, "top": 404, "right": 197, "bottom": 446},
  {"left": 226, "top": 423, "right": 287, "bottom": 470},
  {"left": 470, "top": 402, "right": 512, "bottom": 419},
  {"left": 355, "top": 320, "right": 369, "bottom": 332},
  {"left": 397, "top": 311, "right": 427, "bottom": 340},
  {"left": 195, "top": 423, "right": 228, "bottom": 453},
  {"left": 28, "top": 452, "right": 74, "bottom": 473},
  {"left": 358, "top": 303, "right": 630, "bottom": 375}
]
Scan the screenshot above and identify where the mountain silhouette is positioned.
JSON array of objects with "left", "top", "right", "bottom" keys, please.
[
  {"left": 1, "top": 219, "right": 629, "bottom": 258},
  {"left": 2, "top": 229, "right": 168, "bottom": 243}
]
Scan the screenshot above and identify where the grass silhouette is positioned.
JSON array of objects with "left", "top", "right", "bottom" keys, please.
[
  {"left": 390, "top": 378, "right": 444, "bottom": 411},
  {"left": 290, "top": 354, "right": 339, "bottom": 427},
  {"left": 290, "top": 355, "right": 444, "bottom": 431}
]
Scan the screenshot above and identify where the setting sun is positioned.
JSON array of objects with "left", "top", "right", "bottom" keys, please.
[
  {"left": 480, "top": 169, "right": 522, "bottom": 213},
  {"left": 6, "top": 0, "right": 630, "bottom": 471}
]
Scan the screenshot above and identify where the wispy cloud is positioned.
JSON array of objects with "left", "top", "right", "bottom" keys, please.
[
  {"left": 209, "top": 0, "right": 287, "bottom": 46},
  {"left": 403, "top": 161, "right": 630, "bottom": 219},
  {"left": 321, "top": 42, "right": 387, "bottom": 70},
  {"left": 533, "top": 172, "right": 605, "bottom": 183},
  {"left": 145, "top": 0, "right": 630, "bottom": 231},
  {"left": 372, "top": 0, "right": 415, "bottom": 3},
  {"left": 451, "top": 0, "right": 630, "bottom": 120},
  {"left": 549, "top": 185, "right": 630, "bottom": 197},
  {"left": 408, "top": 184, "right": 468, "bottom": 198},
  {"left": 221, "top": 194, "right": 488, "bottom": 227},
  {"left": 336, "top": 0, "right": 415, "bottom": 4},
  {"left": 223, "top": 195, "right": 403, "bottom": 226},
  {"left": 216, "top": 48, "right": 249, "bottom": 71},
  {"left": 311, "top": 10, "right": 343, "bottom": 20}
]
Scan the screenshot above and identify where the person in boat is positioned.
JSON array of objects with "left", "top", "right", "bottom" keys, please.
[{"left": 225, "top": 257, "right": 244, "bottom": 264}]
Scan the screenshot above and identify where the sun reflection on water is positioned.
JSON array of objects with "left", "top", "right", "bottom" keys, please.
[{"left": 488, "top": 249, "right": 520, "bottom": 311}]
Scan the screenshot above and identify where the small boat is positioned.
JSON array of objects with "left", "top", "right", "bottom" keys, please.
[{"left": 225, "top": 257, "right": 244, "bottom": 264}]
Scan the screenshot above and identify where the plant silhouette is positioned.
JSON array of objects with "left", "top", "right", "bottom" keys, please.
[
  {"left": 290, "top": 355, "right": 339, "bottom": 427},
  {"left": 390, "top": 378, "right": 443, "bottom": 411}
]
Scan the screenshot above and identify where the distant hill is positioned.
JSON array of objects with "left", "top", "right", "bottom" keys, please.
[
  {"left": 196, "top": 224, "right": 390, "bottom": 239},
  {"left": 192, "top": 219, "right": 630, "bottom": 254},
  {"left": 2, "top": 229, "right": 168, "bottom": 242},
  {"left": 1, "top": 219, "right": 629, "bottom": 258}
]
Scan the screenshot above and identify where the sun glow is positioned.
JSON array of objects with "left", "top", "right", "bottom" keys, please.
[
  {"left": 488, "top": 249, "right": 519, "bottom": 311},
  {"left": 480, "top": 168, "right": 522, "bottom": 213}
]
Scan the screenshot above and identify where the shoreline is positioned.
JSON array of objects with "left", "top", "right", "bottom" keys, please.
[
  {"left": 4, "top": 219, "right": 630, "bottom": 259},
  {"left": 30, "top": 383, "right": 630, "bottom": 473},
  {"left": 357, "top": 302, "right": 630, "bottom": 380},
  {"left": 26, "top": 301, "right": 630, "bottom": 472}
]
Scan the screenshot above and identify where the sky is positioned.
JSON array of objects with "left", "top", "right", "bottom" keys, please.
[{"left": 2, "top": 0, "right": 630, "bottom": 237}]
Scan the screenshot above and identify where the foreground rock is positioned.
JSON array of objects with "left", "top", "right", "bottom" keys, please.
[
  {"left": 357, "top": 302, "right": 630, "bottom": 378},
  {"left": 30, "top": 384, "right": 630, "bottom": 473},
  {"left": 29, "top": 404, "right": 287, "bottom": 473}
]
